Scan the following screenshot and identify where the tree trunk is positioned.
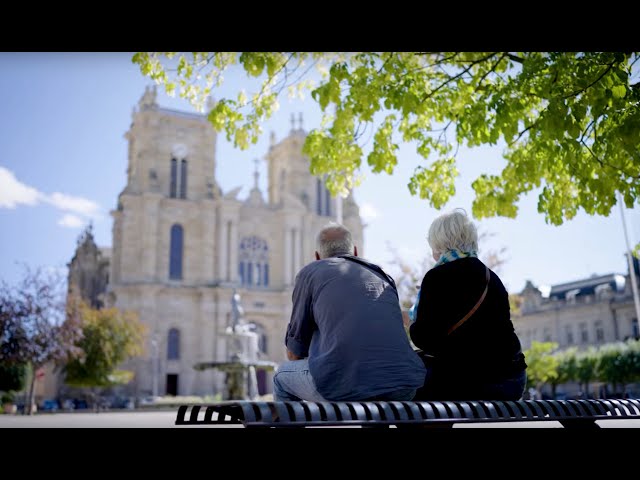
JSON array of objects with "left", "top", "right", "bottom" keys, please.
[
  {"left": 24, "top": 363, "right": 36, "bottom": 416},
  {"left": 551, "top": 384, "right": 557, "bottom": 399}
]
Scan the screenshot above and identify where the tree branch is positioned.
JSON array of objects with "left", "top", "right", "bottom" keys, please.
[
  {"left": 506, "top": 53, "right": 525, "bottom": 64},
  {"left": 475, "top": 53, "right": 508, "bottom": 92},
  {"left": 509, "top": 122, "right": 537, "bottom": 146},
  {"left": 420, "top": 52, "right": 499, "bottom": 103},
  {"left": 581, "top": 139, "right": 640, "bottom": 179},
  {"left": 563, "top": 63, "right": 615, "bottom": 99}
]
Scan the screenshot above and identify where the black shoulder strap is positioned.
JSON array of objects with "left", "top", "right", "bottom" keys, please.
[{"left": 337, "top": 254, "right": 397, "bottom": 290}]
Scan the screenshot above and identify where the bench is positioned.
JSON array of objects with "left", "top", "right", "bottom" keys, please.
[{"left": 175, "top": 398, "right": 640, "bottom": 428}]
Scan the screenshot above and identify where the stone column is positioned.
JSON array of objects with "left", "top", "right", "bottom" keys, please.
[
  {"left": 293, "top": 228, "right": 300, "bottom": 278},
  {"left": 202, "top": 202, "right": 216, "bottom": 283},
  {"left": 141, "top": 194, "right": 160, "bottom": 281},
  {"left": 284, "top": 228, "right": 292, "bottom": 286},
  {"left": 229, "top": 220, "right": 238, "bottom": 283},
  {"left": 218, "top": 216, "right": 228, "bottom": 282}
]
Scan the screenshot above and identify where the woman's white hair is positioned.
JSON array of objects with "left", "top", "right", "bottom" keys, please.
[
  {"left": 316, "top": 222, "right": 353, "bottom": 259},
  {"left": 428, "top": 208, "right": 478, "bottom": 256}
]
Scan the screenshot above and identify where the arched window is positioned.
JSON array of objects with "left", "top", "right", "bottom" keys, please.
[
  {"left": 180, "top": 159, "right": 187, "bottom": 199},
  {"left": 167, "top": 328, "right": 180, "bottom": 360},
  {"left": 316, "top": 177, "right": 332, "bottom": 216},
  {"left": 169, "top": 158, "right": 187, "bottom": 199},
  {"left": 170, "top": 158, "right": 178, "bottom": 198},
  {"left": 239, "top": 236, "right": 269, "bottom": 288},
  {"left": 169, "top": 224, "right": 183, "bottom": 280}
]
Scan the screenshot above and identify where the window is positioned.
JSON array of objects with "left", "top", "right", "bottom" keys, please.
[
  {"left": 167, "top": 328, "right": 180, "bottom": 360},
  {"left": 180, "top": 159, "right": 187, "bottom": 199},
  {"left": 595, "top": 320, "right": 605, "bottom": 343},
  {"left": 169, "top": 224, "right": 183, "bottom": 280},
  {"left": 543, "top": 327, "right": 552, "bottom": 343},
  {"left": 239, "top": 236, "right": 269, "bottom": 288},
  {"left": 579, "top": 322, "right": 589, "bottom": 344},
  {"left": 632, "top": 318, "right": 639, "bottom": 338},
  {"left": 566, "top": 289, "right": 580, "bottom": 304},
  {"left": 565, "top": 325, "right": 574, "bottom": 345},
  {"left": 169, "top": 158, "right": 187, "bottom": 199},
  {"left": 170, "top": 158, "right": 178, "bottom": 198}
]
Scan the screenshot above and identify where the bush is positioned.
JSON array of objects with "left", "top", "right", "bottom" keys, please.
[{"left": 1, "top": 391, "right": 15, "bottom": 404}]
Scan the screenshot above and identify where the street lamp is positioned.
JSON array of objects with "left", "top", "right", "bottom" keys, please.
[{"left": 618, "top": 192, "right": 640, "bottom": 329}]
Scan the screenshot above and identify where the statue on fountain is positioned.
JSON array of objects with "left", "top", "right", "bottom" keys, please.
[
  {"left": 193, "top": 288, "right": 278, "bottom": 400},
  {"left": 230, "top": 289, "right": 246, "bottom": 333}
]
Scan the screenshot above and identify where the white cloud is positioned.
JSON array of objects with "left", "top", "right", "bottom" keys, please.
[
  {"left": 58, "top": 214, "right": 86, "bottom": 228},
  {"left": 46, "top": 192, "right": 101, "bottom": 219},
  {"left": 0, "top": 166, "right": 102, "bottom": 225},
  {"left": 0, "top": 166, "right": 43, "bottom": 208},
  {"left": 360, "top": 202, "right": 379, "bottom": 222}
]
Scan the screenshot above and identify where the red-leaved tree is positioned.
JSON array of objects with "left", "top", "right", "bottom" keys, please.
[{"left": 0, "top": 266, "right": 83, "bottom": 415}]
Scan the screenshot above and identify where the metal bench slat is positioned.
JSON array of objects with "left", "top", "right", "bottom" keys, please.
[{"left": 177, "top": 399, "right": 640, "bottom": 427}]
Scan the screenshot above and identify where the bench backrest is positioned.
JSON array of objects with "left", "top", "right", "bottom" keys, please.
[{"left": 175, "top": 399, "right": 640, "bottom": 428}]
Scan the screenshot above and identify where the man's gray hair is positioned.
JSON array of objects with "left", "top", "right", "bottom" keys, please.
[
  {"left": 428, "top": 208, "right": 478, "bottom": 256},
  {"left": 316, "top": 222, "right": 354, "bottom": 259}
]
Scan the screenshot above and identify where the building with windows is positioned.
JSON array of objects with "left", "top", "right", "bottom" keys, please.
[
  {"left": 514, "top": 256, "right": 640, "bottom": 351},
  {"left": 67, "top": 87, "right": 364, "bottom": 397}
]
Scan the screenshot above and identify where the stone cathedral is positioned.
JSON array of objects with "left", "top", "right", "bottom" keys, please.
[{"left": 68, "top": 87, "right": 364, "bottom": 398}]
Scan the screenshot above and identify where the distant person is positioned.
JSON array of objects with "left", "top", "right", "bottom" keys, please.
[
  {"left": 407, "top": 209, "right": 527, "bottom": 400},
  {"left": 274, "top": 222, "right": 426, "bottom": 402}
]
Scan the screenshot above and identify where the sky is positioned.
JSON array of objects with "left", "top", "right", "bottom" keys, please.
[{"left": 0, "top": 52, "right": 638, "bottom": 294}]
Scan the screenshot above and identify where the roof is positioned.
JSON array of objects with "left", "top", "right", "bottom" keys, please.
[{"left": 548, "top": 273, "right": 626, "bottom": 300}]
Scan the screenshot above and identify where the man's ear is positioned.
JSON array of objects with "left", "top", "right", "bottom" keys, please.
[
  {"left": 315, "top": 251, "right": 321, "bottom": 261},
  {"left": 354, "top": 245, "right": 358, "bottom": 257}
]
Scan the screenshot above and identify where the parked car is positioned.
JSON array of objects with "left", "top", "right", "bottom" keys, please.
[
  {"left": 40, "top": 399, "right": 60, "bottom": 412},
  {"left": 72, "top": 399, "right": 88, "bottom": 410},
  {"left": 111, "top": 396, "right": 135, "bottom": 409}
]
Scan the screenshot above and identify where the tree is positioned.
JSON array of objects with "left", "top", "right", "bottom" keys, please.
[
  {"left": 0, "top": 267, "right": 83, "bottom": 414},
  {"left": 551, "top": 347, "right": 578, "bottom": 399},
  {"left": 523, "top": 341, "right": 559, "bottom": 397},
  {"left": 133, "top": 52, "right": 640, "bottom": 226},
  {"left": 575, "top": 347, "right": 599, "bottom": 398},
  {"left": 63, "top": 300, "right": 146, "bottom": 409},
  {"left": 618, "top": 339, "right": 640, "bottom": 396},
  {"left": 596, "top": 342, "right": 628, "bottom": 396},
  {"left": 0, "top": 363, "right": 27, "bottom": 394}
]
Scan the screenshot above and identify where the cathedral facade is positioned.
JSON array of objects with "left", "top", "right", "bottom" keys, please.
[{"left": 71, "top": 87, "right": 364, "bottom": 398}]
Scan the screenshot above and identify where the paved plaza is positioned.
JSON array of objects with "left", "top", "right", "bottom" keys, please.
[{"left": 1, "top": 410, "right": 639, "bottom": 428}]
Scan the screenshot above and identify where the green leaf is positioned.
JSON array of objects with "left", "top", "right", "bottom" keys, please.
[{"left": 612, "top": 85, "right": 626, "bottom": 98}]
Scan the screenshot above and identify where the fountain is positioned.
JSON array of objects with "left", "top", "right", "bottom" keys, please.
[{"left": 194, "top": 289, "right": 277, "bottom": 400}]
